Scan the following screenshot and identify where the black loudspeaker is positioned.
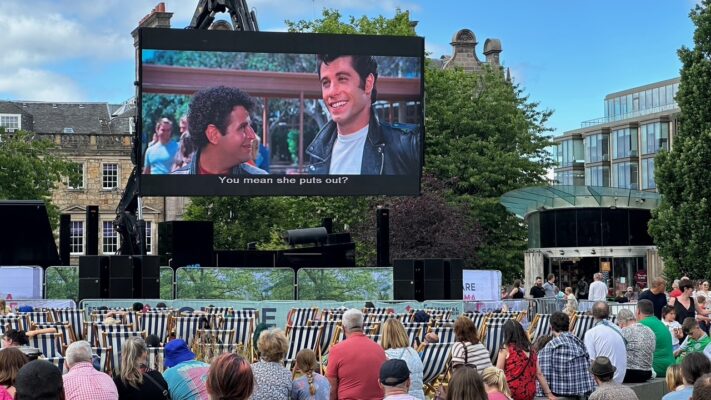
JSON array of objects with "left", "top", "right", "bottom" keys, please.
[
  {"left": 158, "top": 221, "right": 214, "bottom": 269},
  {"left": 59, "top": 214, "right": 71, "bottom": 266},
  {"left": 85, "top": 206, "right": 99, "bottom": 256},
  {"left": 376, "top": 208, "right": 390, "bottom": 267},
  {"left": 393, "top": 258, "right": 464, "bottom": 301},
  {"left": 78, "top": 255, "right": 161, "bottom": 300}
]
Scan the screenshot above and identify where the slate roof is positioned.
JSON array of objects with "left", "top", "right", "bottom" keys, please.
[{"left": 0, "top": 100, "right": 133, "bottom": 134}]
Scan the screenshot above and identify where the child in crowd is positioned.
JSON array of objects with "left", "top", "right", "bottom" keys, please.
[
  {"left": 665, "top": 364, "right": 684, "bottom": 392},
  {"left": 292, "top": 349, "right": 330, "bottom": 400},
  {"left": 662, "top": 305, "right": 683, "bottom": 351}
]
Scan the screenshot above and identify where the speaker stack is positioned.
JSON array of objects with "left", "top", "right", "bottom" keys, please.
[
  {"left": 78, "top": 255, "right": 160, "bottom": 301},
  {"left": 393, "top": 258, "right": 464, "bottom": 301},
  {"left": 376, "top": 208, "right": 390, "bottom": 267},
  {"left": 85, "top": 206, "right": 99, "bottom": 256}
]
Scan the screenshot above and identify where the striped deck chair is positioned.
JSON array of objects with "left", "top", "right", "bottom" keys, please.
[
  {"left": 51, "top": 309, "right": 84, "bottom": 341},
  {"left": 527, "top": 314, "right": 552, "bottom": 342},
  {"left": 180, "top": 312, "right": 218, "bottom": 330},
  {"left": 234, "top": 309, "right": 259, "bottom": 321},
  {"left": 92, "top": 346, "right": 113, "bottom": 375},
  {"left": 463, "top": 312, "right": 489, "bottom": 334},
  {"left": 146, "top": 346, "right": 165, "bottom": 373},
  {"left": 363, "top": 322, "right": 381, "bottom": 335},
  {"left": 286, "top": 307, "right": 319, "bottom": 327},
  {"left": 402, "top": 323, "right": 425, "bottom": 347},
  {"left": 196, "top": 329, "right": 236, "bottom": 345},
  {"left": 481, "top": 318, "right": 508, "bottom": 362},
  {"left": 328, "top": 324, "right": 347, "bottom": 350},
  {"left": 320, "top": 308, "right": 346, "bottom": 321},
  {"left": 43, "top": 356, "right": 65, "bottom": 372},
  {"left": 571, "top": 314, "right": 597, "bottom": 340},
  {"left": 479, "top": 315, "right": 515, "bottom": 338},
  {"left": 123, "top": 311, "right": 139, "bottom": 330},
  {"left": 367, "top": 333, "right": 381, "bottom": 344},
  {"left": 219, "top": 317, "right": 254, "bottom": 347},
  {"left": 426, "top": 309, "right": 454, "bottom": 321},
  {"left": 94, "top": 323, "right": 135, "bottom": 347},
  {"left": 364, "top": 313, "right": 396, "bottom": 324},
  {"left": 140, "top": 312, "right": 171, "bottom": 342},
  {"left": 33, "top": 322, "right": 76, "bottom": 347},
  {"left": 202, "top": 307, "right": 234, "bottom": 316},
  {"left": 0, "top": 316, "right": 22, "bottom": 334},
  {"left": 308, "top": 320, "right": 339, "bottom": 355},
  {"left": 362, "top": 307, "right": 390, "bottom": 314},
  {"left": 418, "top": 342, "right": 454, "bottom": 395},
  {"left": 428, "top": 326, "right": 455, "bottom": 344},
  {"left": 29, "top": 332, "right": 64, "bottom": 358},
  {"left": 19, "top": 311, "right": 53, "bottom": 329},
  {"left": 196, "top": 343, "right": 246, "bottom": 363},
  {"left": 172, "top": 316, "right": 204, "bottom": 346},
  {"left": 397, "top": 313, "right": 412, "bottom": 323},
  {"left": 489, "top": 311, "right": 524, "bottom": 321},
  {"left": 284, "top": 325, "right": 323, "bottom": 371},
  {"left": 103, "top": 331, "right": 146, "bottom": 376}
]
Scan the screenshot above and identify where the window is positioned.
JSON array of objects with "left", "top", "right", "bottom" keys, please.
[
  {"left": 145, "top": 221, "right": 153, "bottom": 254},
  {"left": 0, "top": 114, "right": 20, "bottom": 131},
  {"left": 641, "top": 158, "right": 656, "bottom": 190},
  {"left": 611, "top": 162, "right": 639, "bottom": 189},
  {"left": 102, "top": 163, "right": 119, "bottom": 189},
  {"left": 611, "top": 127, "right": 638, "bottom": 159},
  {"left": 584, "top": 134, "right": 609, "bottom": 163},
  {"left": 555, "top": 170, "right": 585, "bottom": 186},
  {"left": 70, "top": 221, "right": 84, "bottom": 254},
  {"left": 67, "top": 163, "right": 85, "bottom": 189},
  {"left": 585, "top": 165, "right": 610, "bottom": 187},
  {"left": 102, "top": 221, "right": 119, "bottom": 254},
  {"left": 640, "top": 122, "right": 669, "bottom": 155}
]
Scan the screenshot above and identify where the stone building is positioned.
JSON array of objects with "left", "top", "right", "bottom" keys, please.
[{"left": 439, "top": 29, "right": 503, "bottom": 72}]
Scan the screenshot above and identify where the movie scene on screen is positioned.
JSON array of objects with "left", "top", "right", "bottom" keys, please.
[{"left": 139, "top": 29, "right": 424, "bottom": 196}]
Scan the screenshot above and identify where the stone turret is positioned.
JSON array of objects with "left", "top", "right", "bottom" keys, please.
[{"left": 443, "top": 29, "right": 503, "bottom": 72}]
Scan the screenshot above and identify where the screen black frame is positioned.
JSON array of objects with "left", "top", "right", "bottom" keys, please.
[{"left": 137, "top": 28, "right": 425, "bottom": 197}]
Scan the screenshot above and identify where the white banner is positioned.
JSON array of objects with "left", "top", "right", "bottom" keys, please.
[
  {"left": 0, "top": 266, "right": 43, "bottom": 299},
  {"left": 463, "top": 270, "right": 501, "bottom": 301}
]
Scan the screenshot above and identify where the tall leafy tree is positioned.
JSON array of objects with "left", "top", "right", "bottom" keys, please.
[
  {"left": 649, "top": 1, "right": 711, "bottom": 280},
  {"left": 0, "top": 130, "right": 75, "bottom": 227}
]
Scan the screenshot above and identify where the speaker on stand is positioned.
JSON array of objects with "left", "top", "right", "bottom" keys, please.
[{"left": 376, "top": 208, "right": 390, "bottom": 267}]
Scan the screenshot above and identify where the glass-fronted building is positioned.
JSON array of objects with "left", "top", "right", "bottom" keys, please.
[{"left": 553, "top": 77, "right": 679, "bottom": 191}]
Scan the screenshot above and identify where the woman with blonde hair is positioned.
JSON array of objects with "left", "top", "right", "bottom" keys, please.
[
  {"left": 251, "top": 328, "right": 291, "bottom": 400},
  {"left": 445, "top": 367, "right": 486, "bottom": 400},
  {"left": 113, "top": 336, "right": 169, "bottom": 399},
  {"left": 380, "top": 318, "right": 425, "bottom": 399},
  {"left": 481, "top": 367, "right": 512, "bottom": 400},
  {"left": 665, "top": 363, "right": 685, "bottom": 392},
  {"left": 291, "top": 349, "right": 329, "bottom": 400},
  {"left": 206, "top": 353, "right": 254, "bottom": 400}
]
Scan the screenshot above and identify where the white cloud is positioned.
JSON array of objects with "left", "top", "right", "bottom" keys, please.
[
  {"left": 425, "top": 41, "right": 450, "bottom": 59},
  {"left": 0, "top": 69, "right": 84, "bottom": 101}
]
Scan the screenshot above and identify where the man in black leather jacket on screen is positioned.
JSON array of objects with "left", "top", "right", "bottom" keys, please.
[{"left": 306, "top": 54, "right": 420, "bottom": 175}]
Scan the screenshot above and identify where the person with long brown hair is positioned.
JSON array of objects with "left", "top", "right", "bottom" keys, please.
[
  {"left": 0, "top": 347, "right": 27, "bottom": 399},
  {"left": 445, "top": 367, "right": 487, "bottom": 400},
  {"left": 449, "top": 316, "right": 492, "bottom": 374},
  {"left": 206, "top": 353, "right": 254, "bottom": 400},
  {"left": 291, "top": 349, "right": 329, "bottom": 400},
  {"left": 496, "top": 319, "right": 555, "bottom": 400},
  {"left": 113, "top": 336, "right": 169, "bottom": 399}
]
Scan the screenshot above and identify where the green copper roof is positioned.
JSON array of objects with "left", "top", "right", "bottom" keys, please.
[{"left": 500, "top": 185, "right": 661, "bottom": 219}]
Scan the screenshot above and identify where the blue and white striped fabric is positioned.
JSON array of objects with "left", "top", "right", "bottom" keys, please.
[
  {"left": 172, "top": 316, "right": 203, "bottom": 346},
  {"left": 0, "top": 316, "right": 22, "bottom": 334},
  {"left": 92, "top": 346, "right": 112, "bottom": 374},
  {"left": 103, "top": 331, "right": 145, "bottom": 376},
  {"left": 419, "top": 342, "right": 453, "bottom": 385},
  {"left": 219, "top": 316, "right": 254, "bottom": 347},
  {"left": 19, "top": 311, "right": 52, "bottom": 330},
  {"left": 50, "top": 309, "right": 84, "bottom": 341},
  {"left": 428, "top": 326, "right": 455, "bottom": 344},
  {"left": 308, "top": 320, "right": 338, "bottom": 355},
  {"left": 29, "top": 332, "right": 64, "bottom": 358},
  {"left": 571, "top": 314, "right": 597, "bottom": 341},
  {"left": 284, "top": 325, "right": 323, "bottom": 371},
  {"left": 146, "top": 346, "right": 164, "bottom": 372},
  {"left": 528, "top": 314, "right": 552, "bottom": 342},
  {"left": 43, "top": 356, "right": 65, "bottom": 372},
  {"left": 482, "top": 318, "right": 508, "bottom": 362},
  {"left": 140, "top": 312, "right": 171, "bottom": 341},
  {"left": 34, "top": 322, "right": 76, "bottom": 345},
  {"left": 287, "top": 308, "right": 319, "bottom": 327}
]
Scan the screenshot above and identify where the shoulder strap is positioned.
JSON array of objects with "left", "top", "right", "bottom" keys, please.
[{"left": 143, "top": 372, "right": 170, "bottom": 400}]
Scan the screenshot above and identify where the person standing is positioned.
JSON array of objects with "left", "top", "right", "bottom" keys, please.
[
  {"left": 576, "top": 276, "right": 589, "bottom": 300},
  {"left": 529, "top": 277, "right": 546, "bottom": 299},
  {"left": 588, "top": 273, "right": 608, "bottom": 302},
  {"left": 638, "top": 277, "right": 668, "bottom": 319},
  {"left": 143, "top": 118, "right": 179, "bottom": 175},
  {"left": 543, "top": 274, "right": 558, "bottom": 298}
]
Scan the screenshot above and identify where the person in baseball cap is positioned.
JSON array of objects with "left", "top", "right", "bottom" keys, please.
[{"left": 379, "top": 359, "right": 416, "bottom": 399}]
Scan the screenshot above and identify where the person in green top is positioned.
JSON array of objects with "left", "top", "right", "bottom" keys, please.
[
  {"left": 638, "top": 299, "right": 675, "bottom": 376},
  {"left": 674, "top": 317, "right": 711, "bottom": 364}
]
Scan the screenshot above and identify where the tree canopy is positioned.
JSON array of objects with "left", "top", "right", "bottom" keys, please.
[
  {"left": 0, "top": 130, "right": 75, "bottom": 227},
  {"left": 649, "top": 1, "right": 711, "bottom": 280}
]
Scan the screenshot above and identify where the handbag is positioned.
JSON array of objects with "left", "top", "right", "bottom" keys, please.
[{"left": 143, "top": 371, "right": 171, "bottom": 400}]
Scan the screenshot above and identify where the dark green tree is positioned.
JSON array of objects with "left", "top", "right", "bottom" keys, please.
[
  {"left": 0, "top": 130, "right": 76, "bottom": 227},
  {"left": 649, "top": 1, "right": 711, "bottom": 280}
]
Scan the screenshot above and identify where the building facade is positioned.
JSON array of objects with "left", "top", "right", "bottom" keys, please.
[{"left": 554, "top": 77, "right": 680, "bottom": 191}]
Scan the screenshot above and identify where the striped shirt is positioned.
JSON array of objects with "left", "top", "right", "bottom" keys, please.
[{"left": 450, "top": 342, "right": 492, "bottom": 375}]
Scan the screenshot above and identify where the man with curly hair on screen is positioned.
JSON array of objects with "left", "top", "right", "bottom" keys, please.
[{"left": 173, "top": 86, "right": 267, "bottom": 175}]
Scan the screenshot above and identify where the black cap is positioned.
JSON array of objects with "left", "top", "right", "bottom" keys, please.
[
  {"left": 15, "top": 360, "right": 64, "bottom": 400},
  {"left": 380, "top": 359, "right": 410, "bottom": 386}
]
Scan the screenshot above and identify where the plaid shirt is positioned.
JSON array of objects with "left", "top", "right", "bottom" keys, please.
[
  {"left": 63, "top": 362, "right": 118, "bottom": 400},
  {"left": 538, "top": 332, "right": 596, "bottom": 397}
]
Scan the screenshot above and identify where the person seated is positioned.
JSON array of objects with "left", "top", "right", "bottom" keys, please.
[
  {"left": 206, "top": 353, "right": 254, "bottom": 400},
  {"left": 675, "top": 317, "right": 711, "bottom": 362},
  {"left": 663, "top": 353, "right": 711, "bottom": 400},
  {"left": 2, "top": 329, "right": 55, "bottom": 361},
  {"left": 663, "top": 305, "right": 684, "bottom": 351},
  {"left": 692, "top": 372, "right": 711, "bottom": 400},
  {"left": 14, "top": 360, "right": 65, "bottom": 400},
  {"left": 616, "top": 308, "right": 654, "bottom": 383},
  {"left": 588, "top": 356, "right": 639, "bottom": 400},
  {"left": 614, "top": 290, "right": 629, "bottom": 303},
  {"left": 666, "top": 364, "right": 684, "bottom": 392},
  {"left": 449, "top": 316, "right": 492, "bottom": 375}
]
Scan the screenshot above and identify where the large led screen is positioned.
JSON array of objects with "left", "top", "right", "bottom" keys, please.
[{"left": 138, "top": 28, "right": 424, "bottom": 196}]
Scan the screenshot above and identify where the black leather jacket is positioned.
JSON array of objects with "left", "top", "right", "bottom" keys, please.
[{"left": 305, "top": 109, "right": 420, "bottom": 175}]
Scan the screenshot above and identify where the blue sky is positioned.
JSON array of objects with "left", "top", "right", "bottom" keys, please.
[{"left": 0, "top": 0, "right": 698, "bottom": 135}]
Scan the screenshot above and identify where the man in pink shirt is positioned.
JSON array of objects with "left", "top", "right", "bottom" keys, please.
[
  {"left": 327, "top": 308, "right": 387, "bottom": 400},
  {"left": 63, "top": 340, "right": 118, "bottom": 400}
]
